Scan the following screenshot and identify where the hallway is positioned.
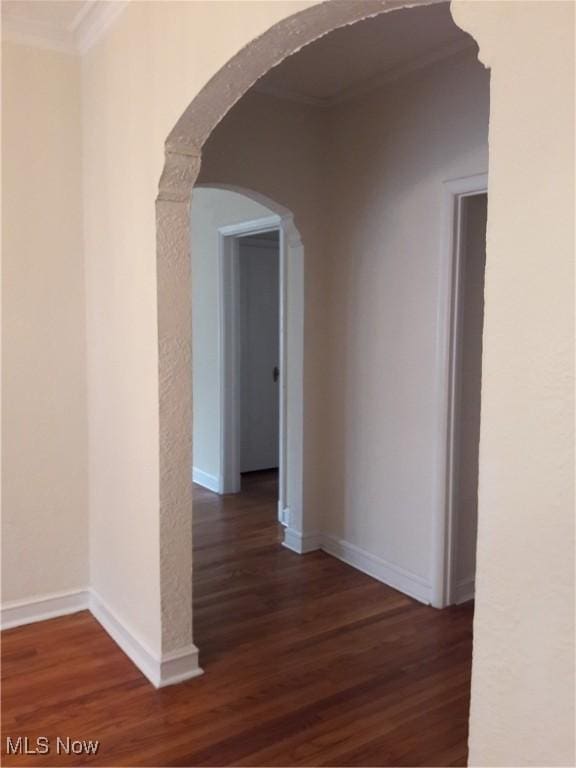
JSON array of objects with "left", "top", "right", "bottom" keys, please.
[{"left": 2, "top": 473, "right": 474, "bottom": 766}]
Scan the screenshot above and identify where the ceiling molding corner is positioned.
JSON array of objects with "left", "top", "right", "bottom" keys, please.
[
  {"left": 329, "top": 37, "right": 477, "bottom": 107},
  {"left": 1, "top": 0, "right": 129, "bottom": 55},
  {"left": 252, "top": 36, "right": 477, "bottom": 110},
  {"left": 73, "top": 0, "right": 129, "bottom": 55}
]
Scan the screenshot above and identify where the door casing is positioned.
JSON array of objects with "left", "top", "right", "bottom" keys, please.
[{"left": 432, "top": 172, "right": 488, "bottom": 608}]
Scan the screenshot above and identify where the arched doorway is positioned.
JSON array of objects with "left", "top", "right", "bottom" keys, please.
[
  {"left": 191, "top": 184, "right": 306, "bottom": 547},
  {"left": 155, "top": 0, "right": 487, "bottom": 680}
]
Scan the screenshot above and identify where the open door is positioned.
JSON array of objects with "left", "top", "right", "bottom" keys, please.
[{"left": 238, "top": 232, "right": 280, "bottom": 473}]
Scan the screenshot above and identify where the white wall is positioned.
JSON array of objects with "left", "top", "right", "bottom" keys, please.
[
  {"left": 1, "top": 42, "right": 88, "bottom": 605},
  {"left": 191, "top": 188, "right": 273, "bottom": 488},
  {"left": 324, "top": 50, "right": 488, "bottom": 597}
]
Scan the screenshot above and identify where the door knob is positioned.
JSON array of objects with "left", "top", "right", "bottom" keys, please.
[{"left": 273, "top": 366, "right": 279, "bottom": 383}]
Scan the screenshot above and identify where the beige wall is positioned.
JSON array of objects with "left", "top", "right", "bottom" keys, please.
[
  {"left": 452, "top": 2, "right": 575, "bottom": 764},
  {"left": 1, "top": 42, "right": 88, "bottom": 604},
  {"left": 200, "top": 47, "right": 489, "bottom": 600},
  {"left": 323, "top": 49, "right": 489, "bottom": 593}
]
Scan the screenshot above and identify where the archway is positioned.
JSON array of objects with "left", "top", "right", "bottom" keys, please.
[
  {"left": 155, "top": 0, "right": 485, "bottom": 675},
  {"left": 191, "top": 183, "right": 306, "bottom": 549}
]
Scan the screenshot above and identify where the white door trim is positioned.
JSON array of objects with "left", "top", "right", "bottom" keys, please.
[
  {"left": 432, "top": 172, "right": 488, "bottom": 608},
  {"left": 218, "top": 215, "right": 302, "bottom": 529}
]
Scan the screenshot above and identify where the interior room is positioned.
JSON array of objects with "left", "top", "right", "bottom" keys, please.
[{"left": 1, "top": 1, "right": 573, "bottom": 767}]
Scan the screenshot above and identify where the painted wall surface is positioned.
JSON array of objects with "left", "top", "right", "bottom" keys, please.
[
  {"left": 1, "top": 42, "right": 88, "bottom": 604},
  {"left": 191, "top": 188, "right": 273, "bottom": 485},
  {"left": 451, "top": 2, "right": 575, "bottom": 764},
  {"left": 324, "top": 50, "right": 489, "bottom": 594},
  {"left": 201, "top": 49, "right": 488, "bottom": 598}
]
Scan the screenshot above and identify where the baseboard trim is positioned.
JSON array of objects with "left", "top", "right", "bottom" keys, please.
[
  {"left": 159, "top": 645, "right": 204, "bottom": 687},
  {"left": 89, "top": 592, "right": 203, "bottom": 688},
  {"left": 0, "top": 588, "right": 90, "bottom": 630},
  {"left": 320, "top": 534, "right": 432, "bottom": 605},
  {"left": 454, "top": 577, "right": 475, "bottom": 605},
  {"left": 193, "top": 467, "right": 222, "bottom": 494},
  {"left": 1, "top": 589, "right": 203, "bottom": 688},
  {"left": 282, "top": 527, "right": 321, "bottom": 554}
]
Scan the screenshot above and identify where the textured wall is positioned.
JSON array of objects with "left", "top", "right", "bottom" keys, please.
[
  {"left": 2, "top": 42, "right": 88, "bottom": 604},
  {"left": 451, "top": 1, "right": 575, "bottom": 764}
]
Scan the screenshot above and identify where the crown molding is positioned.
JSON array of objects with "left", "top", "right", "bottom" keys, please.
[
  {"left": 75, "top": 0, "right": 129, "bottom": 54},
  {"left": 253, "top": 37, "right": 476, "bottom": 110},
  {"left": 1, "top": 0, "right": 129, "bottom": 55},
  {"left": 332, "top": 37, "right": 476, "bottom": 106}
]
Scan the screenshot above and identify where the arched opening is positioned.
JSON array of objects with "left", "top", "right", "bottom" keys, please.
[
  {"left": 157, "top": 5, "right": 489, "bottom": 760},
  {"left": 190, "top": 183, "right": 305, "bottom": 535}
]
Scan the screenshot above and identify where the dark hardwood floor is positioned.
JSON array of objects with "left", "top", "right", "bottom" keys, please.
[{"left": 1, "top": 470, "right": 474, "bottom": 766}]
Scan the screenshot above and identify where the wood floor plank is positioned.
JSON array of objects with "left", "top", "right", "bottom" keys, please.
[{"left": 1, "top": 470, "right": 473, "bottom": 766}]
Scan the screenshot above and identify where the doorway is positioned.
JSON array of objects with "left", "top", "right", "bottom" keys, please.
[
  {"left": 238, "top": 231, "right": 281, "bottom": 476},
  {"left": 191, "top": 187, "right": 305, "bottom": 536},
  {"left": 155, "top": 0, "right": 491, "bottom": 703},
  {"left": 441, "top": 177, "right": 488, "bottom": 607},
  {"left": 218, "top": 216, "right": 287, "bottom": 525}
]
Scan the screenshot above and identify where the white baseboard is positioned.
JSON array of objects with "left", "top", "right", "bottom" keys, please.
[
  {"left": 454, "top": 576, "right": 475, "bottom": 605},
  {"left": 89, "top": 592, "right": 203, "bottom": 688},
  {"left": 281, "top": 529, "right": 432, "bottom": 604},
  {"left": 282, "top": 527, "right": 321, "bottom": 554},
  {"left": 0, "top": 588, "right": 90, "bottom": 630},
  {"left": 1, "top": 588, "right": 203, "bottom": 689},
  {"left": 320, "top": 534, "right": 432, "bottom": 605},
  {"left": 0, "top": 537, "right": 439, "bottom": 684},
  {"left": 159, "top": 645, "right": 204, "bottom": 687},
  {"left": 193, "top": 467, "right": 222, "bottom": 494}
]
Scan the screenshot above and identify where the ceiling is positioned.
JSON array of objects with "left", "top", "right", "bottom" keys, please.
[
  {"left": 1, "top": 1, "right": 472, "bottom": 81},
  {"left": 255, "top": 2, "right": 474, "bottom": 107},
  {"left": 1, "top": 0, "right": 128, "bottom": 53}
]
